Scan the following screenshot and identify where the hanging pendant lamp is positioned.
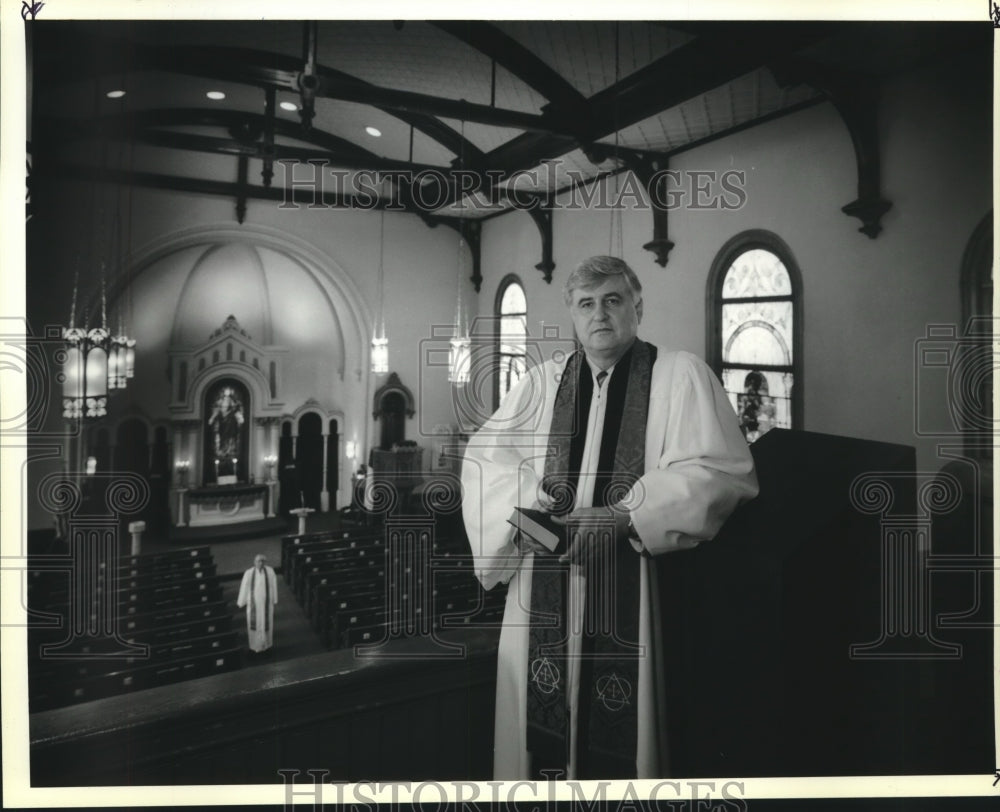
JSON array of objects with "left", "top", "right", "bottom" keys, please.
[{"left": 371, "top": 180, "right": 389, "bottom": 373}]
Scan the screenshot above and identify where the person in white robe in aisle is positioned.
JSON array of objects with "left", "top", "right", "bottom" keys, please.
[
  {"left": 237, "top": 554, "right": 278, "bottom": 654},
  {"left": 461, "top": 256, "right": 758, "bottom": 779}
]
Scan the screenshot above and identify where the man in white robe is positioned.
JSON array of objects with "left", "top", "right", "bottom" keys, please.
[
  {"left": 237, "top": 554, "right": 278, "bottom": 654},
  {"left": 461, "top": 256, "right": 758, "bottom": 779}
]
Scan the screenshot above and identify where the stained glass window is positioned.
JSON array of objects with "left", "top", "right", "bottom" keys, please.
[
  {"left": 496, "top": 277, "right": 527, "bottom": 408},
  {"left": 708, "top": 234, "right": 801, "bottom": 442}
]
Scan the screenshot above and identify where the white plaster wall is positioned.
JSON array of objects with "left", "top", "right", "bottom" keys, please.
[{"left": 477, "top": 57, "right": 991, "bottom": 476}]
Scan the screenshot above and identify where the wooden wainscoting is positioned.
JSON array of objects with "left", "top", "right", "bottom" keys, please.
[{"left": 31, "top": 630, "right": 498, "bottom": 786}]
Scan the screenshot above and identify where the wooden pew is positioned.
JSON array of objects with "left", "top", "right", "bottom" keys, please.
[
  {"left": 285, "top": 535, "right": 381, "bottom": 593},
  {"left": 27, "top": 546, "right": 214, "bottom": 608},
  {"left": 301, "top": 555, "right": 384, "bottom": 617},
  {"left": 28, "top": 600, "right": 232, "bottom": 649},
  {"left": 292, "top": 538, "right": 384, "bottom": 602},
  {"left": 114, "top": 545, "right": 213, "bottom": 571},
  {"left": 32, "top": 630, "right": 240, "bottom": 684},
  {"left": 31, "top": 644, "right": 243, "bottom": 711},
  {"left": 26, "top": 545, "right": 240, "bottom": 713},
  {"left": 281, "top": 528, "right": 378, "bottom": 576},
  {"left": 313, "top": 574, "right": 389, "bottom": 643},
  {"left": 39, "top": 563, "right": 219, "bottom": 608}
]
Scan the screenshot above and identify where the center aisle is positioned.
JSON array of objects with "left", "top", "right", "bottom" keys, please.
[{"left": 222, "top": 574, "right": 329, "bottom": 664}]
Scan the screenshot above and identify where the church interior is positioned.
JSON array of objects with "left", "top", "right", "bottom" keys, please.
[{"left": 16, "top": 18, "right": 994, "bottom": 786}]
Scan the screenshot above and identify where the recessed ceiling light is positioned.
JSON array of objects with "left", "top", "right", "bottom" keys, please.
[
  {"left": 365, "top": 126, "right": 382, "bottom": 137},
  {"left": 206, "top": 91, "right": 226, "bottom": 101},
  {"left": 279, "top": 101, "right": 298, "bottom": 112},
  {"left": 106, "top": 90, "right": 126, "bottom": 99}
]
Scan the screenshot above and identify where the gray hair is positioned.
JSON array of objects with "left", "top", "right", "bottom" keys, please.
[{"left": 563, "top": 256, "right": 642, "bottom": 306}]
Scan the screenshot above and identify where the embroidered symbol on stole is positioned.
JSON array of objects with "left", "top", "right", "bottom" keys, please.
[
  {"left": 596, "top": 673, "right": 632, "bottom": 711},
  {"left": 530, "top": 657, "right": 560, "bottom": 694}
]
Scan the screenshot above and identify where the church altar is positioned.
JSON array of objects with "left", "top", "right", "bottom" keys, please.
[{"left": 178, "top": 483, "right": 274, "bottom": 527}]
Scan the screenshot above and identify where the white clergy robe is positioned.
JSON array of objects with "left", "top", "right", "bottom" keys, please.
[
  {"left": 237, "top": 564, "right": 278, "bottom": 652},
  {"left": 461, "top": 347, "right": 758, "bottom": 779}
]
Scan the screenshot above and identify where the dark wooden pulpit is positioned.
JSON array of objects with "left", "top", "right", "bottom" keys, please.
[{"left": 658, "top": 428, "right": 990, "bottom": 777}]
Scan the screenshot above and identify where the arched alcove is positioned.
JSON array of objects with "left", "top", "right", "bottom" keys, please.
[
  {"left": 95, "top": 226, "right": 372, "bottom": 509},
  {"left": 297, "top": 412, "right": 323, "bottom": 511},
  {"left": 372, "top": 373, "right": 415, "bottom": 450},
  {"left": 103, "top": 223, "right": 370, "bottom": 385},
  {"left": 114, "top": 418, "right": 150, "bottom": 476}
]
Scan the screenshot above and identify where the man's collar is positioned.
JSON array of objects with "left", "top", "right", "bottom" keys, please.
[
  {"left": 582, "top": 336, "right": 638, "bottom": 374},
  {"left": 585, "top": 356, "right": 616, "bottom": 380}
]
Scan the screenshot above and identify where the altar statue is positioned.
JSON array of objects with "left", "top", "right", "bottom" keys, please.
[{"left": 208, "top": 386, "right": 245, "bottom": 477}]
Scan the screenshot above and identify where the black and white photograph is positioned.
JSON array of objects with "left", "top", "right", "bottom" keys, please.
[{"left": 1, "top": 2, "right": 996, "bottom": 808}]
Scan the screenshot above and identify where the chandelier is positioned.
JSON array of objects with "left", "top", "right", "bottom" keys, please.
[
  {"left": 63, "top": 263, "right": 135, "bottom": 421},
  {"left": 448, "top": 119, "right": 471, "bottom": 385},
  {"left": 108, "top": 315, "right": 136, "bottom": 390},
  {"left": 62, "top": 268, "right": 110, "bottom": 419},
  {"left": 449, "top": 235, "right": 471, "bottom": 385},
  {"left": 63, "top": 83, "right": 136, "bottom": 420}
]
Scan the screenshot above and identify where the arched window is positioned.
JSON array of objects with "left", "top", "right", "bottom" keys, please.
[
  {"left": 495, "top": 275, "right": 527, "bottom": 410},
  {"left": 707, "top": 231, "right": 803, "bottom": 442}
]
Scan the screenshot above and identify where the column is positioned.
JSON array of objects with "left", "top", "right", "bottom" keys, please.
[
  {"left": 263, "top": 417, "right": 278, "bottom": 481},
  {"left": 266, "top": 481, "right": 276, "bottom": 518},
  {"left": 184, "top": 420, "right": 198, "bottom": 482},
  {"left": 176, "top": 489, "right": 188, "bottom": 527},
  {"left": 337, "top": 433, "right": 344, "bottom": 510},
  {"left": 267, "top": 418, "right": 278, "bottom": 516},
  {"left": 320, "top": 427, "right": 330, "bottom": 512}
]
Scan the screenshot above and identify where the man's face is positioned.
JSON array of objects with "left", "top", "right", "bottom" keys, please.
[
  {"left": 254, "top": 555, "right": 265, "bottom": 569},
  {"left": 568, "top": 275, "right": 642, "bottom": 365}
]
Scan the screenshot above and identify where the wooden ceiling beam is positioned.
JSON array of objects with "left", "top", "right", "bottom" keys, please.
[
  {"left": 312, "top": 75, "right": 565, "bottom": 135},
  {"left": 35, "top": 108, "right": 373, "bottom": 160},
  {"left": 487, "top": 23, "right": 841, "bottom": 174},
  {"left": 124, "top": 128, "right": 445, "bottom": 175},
  {"left": 31, "top": 22, "right": 855, "bottom": 223},
  {"left": 34, "top": 120, "right": 489, "bottom": 217},
  {"left": 33, "top": 35, "right": 487, "bottom": 168},
  {"left": 32, "top": 159, "right": 457, "bottom": 218},
  {"left": 34, "top": 160, "right": 358, "bottom": 208},
  {"left": 34, "top": 109, "right": 450, "bottom": 174},
  {"left": 430, "top": 22, "right": 590, "bottom": 126},
  {"left": 584, "top": 24, "right": 837, "bottom": 138}
]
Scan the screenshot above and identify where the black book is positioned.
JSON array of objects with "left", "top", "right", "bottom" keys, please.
[{"left": 507, "top": 507, "right": 565, "bottom": 554}]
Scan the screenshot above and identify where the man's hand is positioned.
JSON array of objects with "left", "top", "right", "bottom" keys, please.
[
  {"left": 553, "top": 506, "right": 631, "bottom": 566},
  {"left": 515, "top": 494, "right": 562, "bottom": 555},
  {"left": 515, "top": 533, "right": 553, "bottom": 555}
]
